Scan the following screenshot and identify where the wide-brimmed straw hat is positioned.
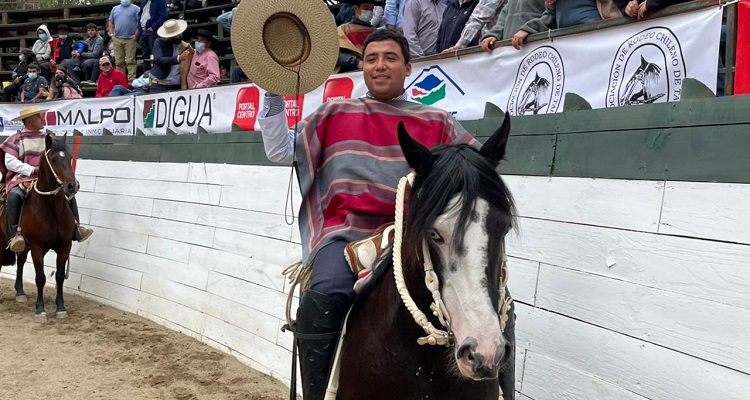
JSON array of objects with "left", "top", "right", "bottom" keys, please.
[
  {"left": 157, "top": 19, "right": 188, "bottom": 38},
  {"left": 231, "top": 0, "right": 338, "bottom": 96},
  {"left": 12, "top": 105, "right": 48, "bottom": 122}
]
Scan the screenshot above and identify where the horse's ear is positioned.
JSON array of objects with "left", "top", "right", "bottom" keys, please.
[
  {"left": 398, "top": 121, "right": 433, "bottom": 176},
  {"left": 45, "top": 133, "right": 53, "bottom": 150},
  {"left": 62, "top": 131, "right": 68, "bottom": 143},
  {"left": 479, "top": 111, "right": 511, "bottom": 167}
]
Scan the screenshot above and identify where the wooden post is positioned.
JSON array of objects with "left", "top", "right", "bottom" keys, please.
[{"left": 725, "top": 1, "right": 738, "bottom": 95}]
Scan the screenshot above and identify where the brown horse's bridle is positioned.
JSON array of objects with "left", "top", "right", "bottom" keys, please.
[{"left": 32, "top": 149, "right": 75, "bottom": 201}]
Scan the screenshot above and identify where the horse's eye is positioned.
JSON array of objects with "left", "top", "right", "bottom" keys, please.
[{"left": 429, "top": 230, "right": 444, "bottom": 245}]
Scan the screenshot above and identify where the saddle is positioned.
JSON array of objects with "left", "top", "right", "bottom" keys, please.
[{"left": 344, "top": 223, "right": 396, "bottom": 294}]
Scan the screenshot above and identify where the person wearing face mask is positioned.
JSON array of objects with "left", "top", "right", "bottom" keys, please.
[
  {"left": 2, "top": 49, "right": 35, "bottom": 102},
  {"left": 186, "top": 29, "right": 220, "bottom": 89},
  {"left": 107, "top": 0, "right": 141, "bottom": 81},
  {"left": 19, "top": 64, "right": 49, "bottom": 103},
  {"left": 31, "top": 25, "right": 53, "bottom": 81},
  {"left": 150, "top": 19, "right": 193, "bottom": 93},
  {"left": 50, "top": 24, "right": 74, "bottom": 72},
  {"left": 335, "top": 0, "right": 383, "bottom": 73}
]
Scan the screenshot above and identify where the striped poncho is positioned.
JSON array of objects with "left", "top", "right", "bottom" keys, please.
[
  {"left": 0, "top": 130, "right": 46, "bottom": 193},
  {"left": 294, "top": 98, "right": 475, "bottom": 266}
]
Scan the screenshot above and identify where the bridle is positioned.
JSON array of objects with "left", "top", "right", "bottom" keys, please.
[
  {"left": 392, "top": 172, "right": 510, "bottom": 347},
  {"left": 31, "top": 149, "right": 76, "bottom": 201}
]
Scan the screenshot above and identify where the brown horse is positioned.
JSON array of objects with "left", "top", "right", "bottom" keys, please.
[
  {"left": 0, "top": 134, "right": 78, "bottom": 321},
  {"left": 337, "top": 115, "right": 516, "bottom": 400}
]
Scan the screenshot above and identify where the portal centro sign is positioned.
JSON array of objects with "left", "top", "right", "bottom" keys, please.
[{"left": 145, "top": 93, "right": 213, "bottom": 129}]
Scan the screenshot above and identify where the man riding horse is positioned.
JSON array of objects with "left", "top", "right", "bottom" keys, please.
[
  {"left": 0, "top": 105, "right": 93, "bottom": 252},
  {"left": 232, "top": 0, "right": 517, "bottom": 397}
]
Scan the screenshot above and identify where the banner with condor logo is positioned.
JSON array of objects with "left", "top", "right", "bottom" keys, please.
[{"left": 0, "top": 97, "right": 134, "bottom": 136}]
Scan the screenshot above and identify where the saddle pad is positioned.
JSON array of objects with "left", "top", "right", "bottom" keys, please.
[{"left": 344, "top": 223, "right": 395, "bottom": 294}]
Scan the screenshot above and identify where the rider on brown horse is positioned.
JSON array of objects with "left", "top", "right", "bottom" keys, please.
[{"left": 0, "top": 105, "right": 93, "bottom": 253}]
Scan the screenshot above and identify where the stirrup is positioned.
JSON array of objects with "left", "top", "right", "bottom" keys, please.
[
  {"left": 75, "top": 226, "right": 94, "bottom": 242},
  {"left": 9, "top": 234, "right": 25, "bottom": 253}
]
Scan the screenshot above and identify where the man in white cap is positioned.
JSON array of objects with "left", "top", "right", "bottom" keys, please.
[
  {"left": 0, "top": 106, "right": 93, "bottom": 252},
  {"left": 256, "top": 29, "right": 516, "bottom": 400},
  {"left": 150, "top": 18, "right": 193, "bottom": 93}
]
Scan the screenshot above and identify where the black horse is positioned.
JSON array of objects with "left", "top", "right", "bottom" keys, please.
[{"left": 337, "top": 114, "right": 517, "bottom": 400}]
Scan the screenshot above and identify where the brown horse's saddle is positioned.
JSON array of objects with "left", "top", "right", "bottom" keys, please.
[{"left": 344, "top": 223, "right": 396, "bottom": 294}]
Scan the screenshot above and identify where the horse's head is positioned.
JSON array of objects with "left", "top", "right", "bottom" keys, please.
[
  {"left": 398, "top": 113, "right": 515, "bottom": 381},
  {"left": 42, "top": 133, "right": 78, "bottom": 197}
]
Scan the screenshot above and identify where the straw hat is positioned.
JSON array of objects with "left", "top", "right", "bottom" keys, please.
[
  {"left": 12, "top": 105, "right": 48, "bottom": 122},
  {"left": 157, "top": 19, "right": 188, "bottom": 38},
  {"left": 231, "top": 0, "right": 338, "bottom": 96}
]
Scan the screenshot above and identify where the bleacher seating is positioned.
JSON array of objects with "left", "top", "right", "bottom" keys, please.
[{"left": 0, "top": 0, "right": 343, "bottom": 98}]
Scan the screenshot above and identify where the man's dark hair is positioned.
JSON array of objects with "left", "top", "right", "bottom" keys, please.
[
  {"left": 27, "top": 63, "right": 38, "bottom": 70},
  {"left": 362, "top": 29, "right": 411, "bottom": 64},
  {"left": 86, "top": 23, "right": 98, "bottom": 29}
]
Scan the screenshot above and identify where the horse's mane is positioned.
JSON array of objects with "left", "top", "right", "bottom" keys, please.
[{"left": 404, "top": 143, "right": 515, "bottom": 257}]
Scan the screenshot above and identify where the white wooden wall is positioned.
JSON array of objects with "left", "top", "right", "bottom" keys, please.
[{"left": 2, "top": 160, "right": 748, "bottom": 399}]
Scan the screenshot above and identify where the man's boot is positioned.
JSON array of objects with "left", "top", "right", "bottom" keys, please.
[
  {"left": 6, "top": 191, "right": 25, "bottom": 253},
  {"left": 295, "top": 290, "right": 346, "bottom": 400},
  {"left": 74, "top": 225, "right": 94, "bottom": 242},
  {"left": 69, "top": 196, "right": 93, "bottom": 242}
]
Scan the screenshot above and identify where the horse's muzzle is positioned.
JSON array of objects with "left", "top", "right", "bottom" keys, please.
[
  {"left": 64, "top": 181, "right": 78, "bottom": 196},
  {"left": 456, "top": 337, "right": 512, "bottom": 380}
]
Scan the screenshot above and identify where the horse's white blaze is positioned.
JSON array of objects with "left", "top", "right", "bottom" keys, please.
[{"left": 434, "top": 198, "right": 504, "bottom": 376}]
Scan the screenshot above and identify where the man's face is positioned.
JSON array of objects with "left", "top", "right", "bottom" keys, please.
[
  {"left": 25, "top": 114, "right": 45, "bottom": 131},
  {"left": 197, "top": 37, "right": 209, "bottom": 47},
  {"left": 27, "top": 67, "right": 38, "bottom": 76},
  {"left": 58, "top": 29, "right": 68, "bottom": 37},
  {"left": 100, "top": 61, "right": 112, "bottom": 73},
  {"left": 363, "top": 40, "right": 411, "bottom": 100},
  {"left": 87, "top": 28, "right": 97, "bottom": 38},
  {"left": 355, "top": 3, "right": 375, "bottom": 16}
]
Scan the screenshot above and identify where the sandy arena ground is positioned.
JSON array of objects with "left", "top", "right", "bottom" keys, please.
[{"left": 0, "top": 278, "right": 289, "bottom": 400}]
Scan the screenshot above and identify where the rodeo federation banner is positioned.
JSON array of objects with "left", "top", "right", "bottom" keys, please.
[{"left": 0, "top": 96, "right": 134, "bottom": 136}]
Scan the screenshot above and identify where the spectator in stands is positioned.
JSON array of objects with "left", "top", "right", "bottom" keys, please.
[
  {"left": 618, "top": 0, "right": 689, "bottom": 19},
  {"left": 371, "top": 5, "right": 386, "bottom": 27},
  {"left": 336, "top": 3, "right": 355, "bottom": 26},
  {"left": 217, "top": 0, "right": 241, "bottom": 34},
  {"left": 96, "top": 56, "right": 129, "bottom": 97},
  {"left": 2, "top": 49, "right": 35, "bottom": 103},
  {"left": 437, "top": 0, "right": 481, "bottom": 53},
  {"left": 167, "top": 0, "right": 182, "bottom": 11},
  {"left": 139, "top": 0, "right": 168, "bottom": 72},
  {"left": 479, "top": 0, "right": 548, "bottom": 51},
  {"left": 151, "top": 19, "right": 192, "bottom": 93},
  {"left": 31, "top": 25, "right": 53, "bottom": 81},
  {"left": 441, "top": 0, "right": 506, "bottom": 53},
  {"left": 67, "top": 24, "right": 104, "bottom": 84},
  {"left": 65, "top": 33, "right": 87, "bottom": 74},
  {"left": 46, "top": 66, "right": 82, "bottom": 100},
  {"left": 384, "top": 0, "right": 407, "bottom": 31},
  {"left": 109, "top": 72, "right": 150, "bottom": 96},
  {"left": 108, "top": 0, "right": 141, "bottom": 81},
  {"left": 403, "top": 0, "right": 447, "bottom": 58},
  {"left": 51, "top": 24, "right": 75, "bottom": 74},
  {"left": 336, "top": 1, "right": 381, "bottom": 73},
  {"left": 19, "top": 64, "right": 49, "bottom": 103},
  {"left": 187, "top": 30, "right": 221, "bottom": 88}
]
